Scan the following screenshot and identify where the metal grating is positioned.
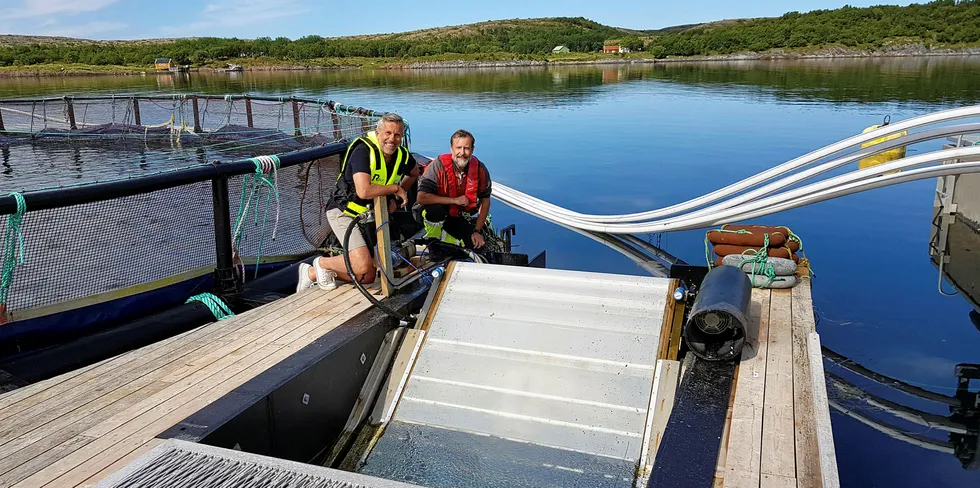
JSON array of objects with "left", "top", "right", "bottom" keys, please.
[{"left": 97, "top": 440, "right": 415, "bottom": 488}]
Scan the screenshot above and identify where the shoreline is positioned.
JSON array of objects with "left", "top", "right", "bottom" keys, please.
[{"left": 1, "top": 46, "right": 978, "bottom": 78}]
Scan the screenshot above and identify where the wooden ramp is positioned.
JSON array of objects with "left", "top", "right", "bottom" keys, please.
[
  {"left": 0, "top": 284, "right": 377, "bottom": 488},
  {"left": 716, "top": 278, "right": 840, "bottom": 488}
]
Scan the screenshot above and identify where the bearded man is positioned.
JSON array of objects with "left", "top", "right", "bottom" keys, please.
[{"left": 416, "top": 129, "right": 492, "bottom": 249}]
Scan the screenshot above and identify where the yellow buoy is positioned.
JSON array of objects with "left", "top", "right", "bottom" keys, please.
[{"left": 859, "top": 120, "right": 907, "bottom": 172}]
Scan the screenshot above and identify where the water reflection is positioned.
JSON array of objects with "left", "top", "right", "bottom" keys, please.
[{"left": 2, "top": 56, "right": 980, "bottom": 108}]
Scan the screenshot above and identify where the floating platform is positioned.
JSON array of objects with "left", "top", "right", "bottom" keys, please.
[
  {"left": 0, "top": 263, "right": 838, "bottom": 488},
  {"left": 0, "top": 284, "right": 381, "bottom": 487}
]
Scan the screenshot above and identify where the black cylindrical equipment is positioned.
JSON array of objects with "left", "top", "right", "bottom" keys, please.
[{"left": 683, "top": 266, "right": 751, "bottom": 362}]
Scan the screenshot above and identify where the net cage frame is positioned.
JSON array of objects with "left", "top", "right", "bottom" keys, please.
[{"left": 0, "top": 94, "right": 394, "bottom": 325}]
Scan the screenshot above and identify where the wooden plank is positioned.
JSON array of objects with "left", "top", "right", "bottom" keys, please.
[
  {"left": 51, "top": 301, "right": 373, "bottom": 488},
  {"left": 0, "top": 381, "right": 169, "bottom": 473},
  {"left": 371, "top": 329, "right": 425, "bottom": 425},
  {"left": 791, "top": 279, "right": 815, "bottom": 333},
  {"left": 668, "top": 301, "right": 686, "bottom": 361},
  {"left": 374, "top": 195, "right": 392, "bottom": 297},
  {"left": 792, "top": 280, "right": 822, "bottom": 488},
  {"left": 0, "top": 288, "right": 339, "bottom": 442},
  {"left": 723, "top": 288, "right": 771, "bottom": 488},
  {"left": 0, "top": 285, "right": 330, "bottom": 411},
  {"left": 0, "top": 286, "right": 309, "bottom": 415},
  {"left": 808, "top": 331, "right": 840, "bottom": 488},
  {"left": 418, "top": 262, "right": 455, "bottom": 332},
  {"left": 16, "top": 293, "right": 372, "bottom": 487},
  {"left": 639, "top": 359, "right": 681, "bottom": 479},
  {"left": 2, "top": 289, "right": 361, "bottom": 482},
  {"left": 762, "top": 473, "right": 797, "bottom": 488},
  {"left": 77, "top": 439, "right": 163, "bottom": 488},
  {"left": 656, "top": 285, "right": 676, "bottom": 361},
  {"left": 761, "top": 290, "right": 796, "bottom": 481},
  {"left": 0, "top": 435, "right": 95, "bottom": 488}
]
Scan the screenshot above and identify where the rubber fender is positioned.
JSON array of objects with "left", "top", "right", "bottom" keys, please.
[
  {"left": 683, "top": 266, "right": 751, "bottom": 362},
  {"left": 708, "top": 226, "right": 787, "bottom": 247},
  {"left": 721, "top": 254, "right": 798, "bottom": 276},
  {"left": 746, "top": 274, "right": 798, "bottom": 289},
  {"left": 712, "top": 245, "right": 798, "bottom": 260},
  {"left": 859, "top": 124, "right": 907, "bottom": 172},
  {"left": 716, "top": 224, "right": 800, "bottom": 251}
]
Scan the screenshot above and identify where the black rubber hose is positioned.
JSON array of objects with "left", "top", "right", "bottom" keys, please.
[{"left": 343, "top": 215, "right": 408, "bottom": 321}]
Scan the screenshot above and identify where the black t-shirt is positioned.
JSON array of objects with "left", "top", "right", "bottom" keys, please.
[{"left": 328, "top": 142, "right": 416, "bottom": 210}]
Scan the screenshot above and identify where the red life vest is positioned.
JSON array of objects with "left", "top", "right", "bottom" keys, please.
[{"left": 437, "top": 154, "right": 480, "bottom": 216}]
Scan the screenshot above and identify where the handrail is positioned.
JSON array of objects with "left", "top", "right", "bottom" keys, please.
[{"left": 0, "top": 141, "right": 348, "bottom": 215}]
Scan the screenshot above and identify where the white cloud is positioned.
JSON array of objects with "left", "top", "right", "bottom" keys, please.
[
  {"left": 38, "top": 21, "right": 128, "bottom": 38},
  {"left": 0, "top": 0, "right": 120, "bottom": 20},
  {"left": 159, "top": 0, "right": 308, "bottom": 37}
]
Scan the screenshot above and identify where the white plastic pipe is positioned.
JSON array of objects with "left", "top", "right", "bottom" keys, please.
[
  {"left": 494, "top": 105, "right": 980, "bottom": 224},
  {"left": 493, "top": 146, "right": 980, "bottom": 234}
]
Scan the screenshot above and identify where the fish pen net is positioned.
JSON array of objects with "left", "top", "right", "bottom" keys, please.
[{"left": 0, "top": 95, "right": 389, "bottom": 327}]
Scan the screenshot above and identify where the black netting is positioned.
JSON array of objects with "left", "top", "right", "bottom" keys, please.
[
  {"left": 0, "top": 95, "right": 384, "bottom": 317},
  {"left": 3, "top": 154, "right": 340, "bottom": 314}
]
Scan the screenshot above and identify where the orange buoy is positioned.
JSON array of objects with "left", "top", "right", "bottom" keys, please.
[{"left": 708, "top": 224, "right": 800, "bottom": 251}]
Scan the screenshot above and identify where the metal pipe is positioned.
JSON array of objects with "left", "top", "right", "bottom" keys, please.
[
  {"left": 823, "top": 346, "right": 959, "bottom": 406},
  {"left": 211, "top": 175, "right": 238, "bottom": 295},
  {"left": 828, "top": 399, "right": 955, "bottom": 454},
  {"left": 826, "top": 371, "right": 966, "bottom": 433}
]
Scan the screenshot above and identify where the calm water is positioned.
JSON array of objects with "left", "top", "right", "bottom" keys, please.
[{"left": 4, "top": 57, "right": 980, "bottom": 487}]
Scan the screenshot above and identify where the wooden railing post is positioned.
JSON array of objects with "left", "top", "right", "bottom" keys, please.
[
  {"left": 373, "top": 195, "right": 392, "bottom": 297},
  {"left": 66, "top": 97, "right": 77, "bottom": 130},
  {"left": 192, "top": 96, "right": 202, "bottom": 132},
  {"left": 245, "top": 97, "right": 254, "bottom": 127},
  {"left": 132, "top": 98, "right": 141, "bottom": 126},
  {"left": 292, "top": 100, "right": 302, "bottom": 137}
]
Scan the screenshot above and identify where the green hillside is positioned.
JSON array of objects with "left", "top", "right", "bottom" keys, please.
[{"left": 1, "top": 1, "right": 979, "bottom": 69}]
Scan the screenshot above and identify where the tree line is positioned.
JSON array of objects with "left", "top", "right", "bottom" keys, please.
[
  {"left": 648, "top": 0, "right": 980, "bottom": 57},
  {"left": 1, "top": 2, "right": 979, "bottom": 67}
]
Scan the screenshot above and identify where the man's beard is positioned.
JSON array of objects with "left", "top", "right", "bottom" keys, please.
[{"left": 453, "top": 156, "right": 469, "bottom": 169}]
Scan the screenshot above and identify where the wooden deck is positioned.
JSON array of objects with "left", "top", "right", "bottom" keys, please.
[
  {"left": 0, "top": 284, "right": 376, "bottom": 488},
  {"left": 715, "top": 278, "right": 840, "bottom": 488}
]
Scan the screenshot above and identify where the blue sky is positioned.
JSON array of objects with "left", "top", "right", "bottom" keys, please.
[{"left": 0, "top": 0, "right": 915, "bottom": 40}]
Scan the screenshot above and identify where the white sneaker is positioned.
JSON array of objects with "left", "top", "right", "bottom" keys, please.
[
  {"left": 296, "top": 263, "right": 314, "bottom": 293},
  {"left": 313, "top": 258, "right": 337, "bottom": 291}
]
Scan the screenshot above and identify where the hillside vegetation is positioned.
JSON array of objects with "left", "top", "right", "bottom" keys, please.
[{"left": 0, "top": 1, "right": 979, "bottom": 68}]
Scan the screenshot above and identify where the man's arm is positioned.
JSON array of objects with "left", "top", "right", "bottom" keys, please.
[
  {"left": 473, "top": 197, "right": 490, "bottom": 232},
  {"left": 417, "top": 191, "right": 467, "bottom": 206},
  {"left": 353, "top": 172, "right": 406, "bottom": 203},
  {"left": 400, "top": 165, "right": 419, "bottom": 191}
]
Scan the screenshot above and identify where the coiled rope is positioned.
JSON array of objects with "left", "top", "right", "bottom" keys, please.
[
  {"left": 0, "top": 192, "right": 26, "bottom": 307},
  {"left": 233, "top": 155, "right": 281, "bottom": 280},
  {"left": 185, "top": 293, "right": 234, "bottom": 321}
]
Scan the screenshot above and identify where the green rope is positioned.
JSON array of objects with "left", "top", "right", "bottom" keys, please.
[
  {"left": 233, "top": 155, "right": 281, "bottom": 279},
  {"left": 185, "top": 293, "right": 234, "bottom": 321},
  {"left": 704, "top": 228, "right": 751, "bottom": 268},
  {"left": 736, "top": 233, "right": 778, "bottom": 289},
  {"left": 0, "top": 193, "right": 26, "bottom": 306}
]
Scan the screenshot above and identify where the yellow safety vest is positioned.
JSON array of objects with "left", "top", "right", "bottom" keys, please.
[{"left": 338, "top": 131, "right": 408, "bottom": 217}]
